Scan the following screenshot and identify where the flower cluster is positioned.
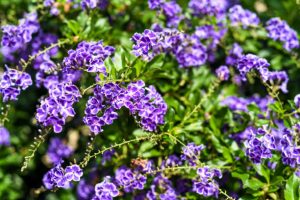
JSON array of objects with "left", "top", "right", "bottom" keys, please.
[
  {"left": 36, "top": 82, "right": 81, "bottom": 133},
  {"left": 43, "top": 164, "right": 83, "bottom": 189},
  {"left": 266, "top": 18, "right": 299, "bottom": 51},
  {"left": 193, "top": 166, "right": 222, "bottom": 198},
  {"left": 226, "top": 43, "right": 243, "bottom": 66},
  {"left": 161, "top": 1, "right": 183, "bottom": 28},
  {"left": 94, "top": 177, "right": 119, "bottom": 200},
  {"left": 101, "top": 149, "right": 115, "bottom": 165},
  {"left": 77, "top": 180, "right": 95, "bottom": 200},
  {"left": 174, "top": 34, "right": 207, "bottom": 67},
  {"left": 0, "top": 126, "right": 10, "bottom": 146},
  {"left": 221, "top": 95, "right": 273, "bottom": 112},
  {"left": 131, "top": 28, "right": 180, "bottom": 61},
  {"left": 1, "top": 12, "right": 39, "bottom": 50},
  {"left": 147, "top": 0, "right": 182, "bottom": 27},
  {"left": 63, "top": 41, "right": 115, "bottom": 74},
  {"left": 162, "top": 155, "right": 182, "bottom": 168},
  {"left": 0, "top": 67, "right": 32, "bottom": 102},
  {"left": 195, "top": 24, "right": 227, "bottom": 50},
  {"left": 81, "top": 0, "right": 109, "bottom": 10},
  {"left": 81, "top": 142, "right": 223, "bottom": 199},
  {"left": 216, "top": 65, "right": 230, "bottom": 81},
  {"left": 146, "top": 174, "right": 177, "bottom": 200},
  {"left": 264, "top": 70, "right": 289, "bottom": 93},
  {"left": 84, "top": 80, "right": 167, "bottom": 134},
  {"left": 115, "top": 167, "right": 147, "bottom": 192},
  {"left": 236, "top": 54, "right": 270, "bottom": 80},
  {"left": 148, "top": 0, "right": 163, "bottom": 10},
  {"left": 181, "top": 143, "right": 205, "bottom": 166},
  {"left": 244, "top": 125, "right": 300, "bottom": 175},
  {"left": 132, "top": 26, "right": 213, "bottom": 67},
  {"left": 228, "top": 5, "right": 260, "bottom": 28},
  {"left": 245, "top": 127, "right": 274, "bottom": 163},
  {"left": 32, "top": 32, "right": 58, "bottom": 73},
  {"left": 188, "top": 0, "right": 228, "bottom": 18},
  {"left": 47, "top": 138, "right": 73, "bottom": 164}
]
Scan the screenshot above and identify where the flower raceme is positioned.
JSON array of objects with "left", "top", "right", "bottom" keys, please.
[
  {"left": 36, "top": 82, "right": 81, "bottom": 133},
  {"left": 43, "top": 164, "right": 83, "bottom": 190},
  {"left": 84, "top": 80, "right": 167, "bottom": 134},
  {"left": 1, "top": 12, "right": 39, "bottom": 50},
  {"left": 0, "top": 67, "right": 32, "bottom": 102},
  {"left": 63, "top": 41, "right": 115, "bottom": 74},
  {"left": 228, "top": 5, "right": 260, "bottom": 28},
  {"left": 266, "top": 17, "right": 299, "bottom": 52},
  {"left": 47, "top": 138, "right": 73, "bottom": 165}
]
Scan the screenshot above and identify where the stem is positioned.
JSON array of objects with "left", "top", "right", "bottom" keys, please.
[
  {"left": 21, "top": 129, "right": 50, "bottom": 172},
  {"left": 181, "top": 78, "right": 220, "bottom": 125},
  {"left": 79, "top": 133, "right": 162, "bottom": 167},
  {"left": 20, "top": 39, "right": 71, "bottom": 71}
]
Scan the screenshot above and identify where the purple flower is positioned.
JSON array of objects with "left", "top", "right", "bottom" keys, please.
[
  {"left": 267, "top": 161, "right": 277, "bottom": 170},
  {"left": 95, "top": 177, "right": 119, "bottom": 199},
  {"left": 102, "top": 149, "right": 115, "bottom": 165},
  {"left": 226, "top": 43, "right": 243, "bottom": 66},
  {"left": 115, "top": 167, "right": 147, "bottom": 192},
  {"left": 264, "top": 70, "right": 289, "bottom": 93},
  {"left": 3, "top": 14, "right": 39, "bottom": 45},
  {"left": 65, "top": 164, "right": 83, "bottom": 182},
  {"left": 0, "top": 126, "right": 10, "bottom": 146},
  {"left": 245, "top": 131, "right": 274, "bottom": 164},
  {"left": 294, "top": 94, "right": 300, "bottom": 108},
  {"left": 43, "top": 164, "right": 82, "bottom": 190},
  {"left": 84, "top": 80, "right": 167, "bottom": 134},
  {"left": 1, "top": 12, "right": 39, "bottom": 49},
  {"left": 189, "top": 0, "right": 228, "bottom": 19},
  {"left": 63, "top": 41, "right": 115, "bottom": 74},
  {"left": 163, "top": 155, "right": 182, "bottom": 168},
  {"left": 181, "top": 143, "right": 205, "bottom": 166},
  {"left": 160, "top": 187, "right": 177, "bottom": 200},
  {"left": 44, "top": 0, "right": 55, "bottom": 7},
  {"left": 81, "top": 0, "right": 109, "bottom": 10},
  {"left": 132, "top": 29, "right": 159, "bottom": 61},
  {"left": 77, "top": 180, "right": 95, "bottom": 200},
  {"left": 0, "top": 67, "right": 32, "bottom": 102},
  {"left": 36, "top": 82, "right": 81, "bottom": 133},
  {"left": 296, "top": 168, "right": 300, "bottom": 177},
  {"left": 222, "top": 95, "right": 273, "bottom": 113},
  {"left": 195, "top": 24, "right": 227, "bottom": 51},
  {"left": 161, "top": 1, "right": 183, "bottom": 28},
  {"left": 31, "top": 32, "right": 58, "bottom": 73},
  {"left": 236, "top": 54, "right": 270, "bottom": 80},
  {"left": 148, "top": 0, "right": 163, "bottom": 10},
  {"left": 193, "top": 166, "right": 222, "bottom": 198},
  {"left": 266, "top": 18, "right": 299, "bottom": 51},
  {"left": 43, "top": 164, "right": 69, "bottom": 189},
  {"left": 228, "top": 5, "right": 260, "bottom": 28},
  {"left": 147, "top": 174, "right": 177, "bottom": 200},
  {"left": 216, "top": 65, "right": 230, "bottom": 81},
  {"left": 173, "top": 34, "right": 207, "bottom": 68},
  {"left": 131, "top": 28, "right": 180, "bottom": 61},
  {"left": 47, "top": 138, "right": 73, "bottom": 164}
]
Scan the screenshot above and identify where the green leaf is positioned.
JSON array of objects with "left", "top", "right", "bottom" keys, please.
[
  {"left": 247, "top": 103, "right": 261, "bottom": 113},
  {"left": 253, "top": 164, "right": 270, "bottom": 183},
  {"left": 138, "top": 141, "right": 154, "bottom": 155},
  {"left": 284, "top": 174, "right": 300, "bottom": 200},
  {"left": 244, "top": 178, "right": 265, "bottom": 191}
]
